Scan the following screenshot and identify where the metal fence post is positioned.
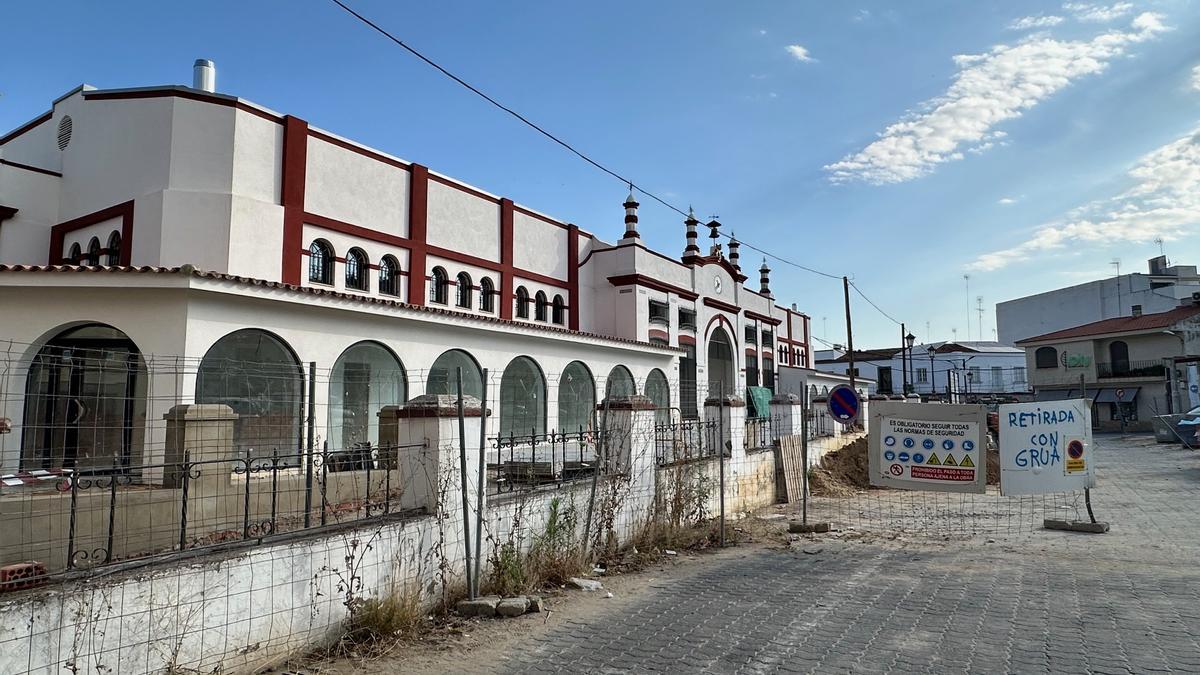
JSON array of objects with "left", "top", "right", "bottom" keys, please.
[
  {"left": 718, "top": 382, "right": 726, "bottom": 548},
  {"left": 304, "top": 361, "right": 316, "bottom": 528},
  {"left": 473, "top": 368, "right": 488, "bottom": 597},
  {"left": 801, "top": 388, "right": 810, "bottom": 526},
  {"left": 456, "top": 368, "right": 474, "bottom": 600}
]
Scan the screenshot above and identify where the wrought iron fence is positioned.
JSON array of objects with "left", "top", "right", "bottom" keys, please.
[
  {"left": 1097, "top": 359, "right": 1167, "bottom": 378},
  {"left": 654, "top": 419, "right": 719, "bottom": 465},
  {"left": 744, "top": 415, "right": 776, "bottom": 451},
  {"left": 807, "top": 407, "right": 835, "bottom": 439},
  {"left": 488, "top": 428, "right": 603, "bottom": 494}
]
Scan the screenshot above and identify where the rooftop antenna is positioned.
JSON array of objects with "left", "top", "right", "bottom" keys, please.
[
  {"left": 976, "top": 296, "right": 984, "bottom": 343},
  {"left": 1154, "top": 237, "right": 1164, "bottom": 256},
  {"left": 1111, "top": 258, "right": 1122, "bottom": 316},
  {"left": 951, "top": 327, "right": 958, "bottom": 341},
  {"left": 963, "top": 274, "right": 971, "bottom": 341}
]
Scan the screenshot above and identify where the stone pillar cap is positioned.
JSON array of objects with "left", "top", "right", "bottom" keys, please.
[
  {"left": 384, "top": 393, "right": 490, "bottom": 418},
  {"left": 596, "top": 394, "right": 656, "bottom": 411},
  {"left": 704, "top": 395, "right": 746, "bottom": 407},
  {"left": 163, "top": 403, "right": 238, "bottom": 421},
  {"left": 769, "top": 393, "right": 802, "bottom": 405}
]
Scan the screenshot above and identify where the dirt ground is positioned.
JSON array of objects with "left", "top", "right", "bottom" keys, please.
[{"left": 279, "top": 513, "right": 792, "bottom": 675}]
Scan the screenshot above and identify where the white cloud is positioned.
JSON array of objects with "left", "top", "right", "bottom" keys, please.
[
  {"left": 966, "top": 127, "right": 1200, "bottom": 271},
  {"left": 998, "top": 197, "right": 1018, "bottom": 205},
  {"left": 824, "top": 13, "right": 1167, "bottom": 185},
  {"left": 759, "top": 29, "right": 767, "bottom": 36},
  {"left": 1008, "top": 15, "right": 1065, "bottom": 30},
  {"left": 1192, "top": 64, "right": 1200, "bottom": 91},
  {"left": 853, "top": 9, "right": 871, "bottom": 22},
  {"left": 785, "top": 45, "right": 815, "bottom": 63},
  {"left": 1064, "top": 2, "right": 1134, "bottom": 22}
]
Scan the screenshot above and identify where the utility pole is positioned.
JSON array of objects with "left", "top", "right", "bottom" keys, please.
[
  {"left": 843, "top": 276, "right": 856, "bottom": 391},
  {"left": 1111, "top": 258, "right": 1122, "bottom": 317}
]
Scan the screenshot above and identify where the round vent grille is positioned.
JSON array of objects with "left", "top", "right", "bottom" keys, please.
[{"left": 57, "top": 116, "right": 73, "bottom": 151}]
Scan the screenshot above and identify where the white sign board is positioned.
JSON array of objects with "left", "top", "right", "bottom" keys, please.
[
  {"left": 998, "top": 399, "right": 1095, "bottom": 495},
  {"left": 869, "top": 402, "right": 987, "bottom": 493}
]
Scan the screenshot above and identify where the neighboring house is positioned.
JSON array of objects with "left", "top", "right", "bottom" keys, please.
[
  {"left": 997, "top": 256, "right": 1200, "bottom": 345},
  {"left": 1016, "top": 304, "right": 1200, "bottom": 431},
  {"left": 0, "top": 63, "right": 813, "bottom": 474},
  {"left": 814, "top": 341, "right": 1029, "bottom": 399}
]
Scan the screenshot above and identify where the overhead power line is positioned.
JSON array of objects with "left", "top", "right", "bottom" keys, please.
[{"left": 327, "top": 0, "right": 902, "bottom": 325}]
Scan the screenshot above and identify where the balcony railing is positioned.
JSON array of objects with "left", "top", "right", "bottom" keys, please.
[{"left": 1096, "top": 359, "right": 1167, "bottom": 379}]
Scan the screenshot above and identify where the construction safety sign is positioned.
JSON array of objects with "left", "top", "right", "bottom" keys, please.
[{"left": 869, "top": 402, "right": 987, "bottom": 494}]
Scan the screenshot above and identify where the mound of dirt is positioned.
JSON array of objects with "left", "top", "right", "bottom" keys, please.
[
  {"left": 809, "top": 437, "right": 869, "bottom": 497},
  {"left": 807, "top": 436, "right": 1002, "bottom": 496}
]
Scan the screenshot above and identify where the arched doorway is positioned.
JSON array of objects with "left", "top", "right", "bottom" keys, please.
[
  {"left": 707, "top": 327, "right": 736, "bottom": 398},
  {"left": 21, "top": 323, "right": 146, "bottom": 471},
  {"left": 195, "top": 329, "right": 303, "bottom": 465}
]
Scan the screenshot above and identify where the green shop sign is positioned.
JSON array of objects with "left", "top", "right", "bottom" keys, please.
[{"left": 1060, "top": 353, "right": 1091, "bottom": 368}]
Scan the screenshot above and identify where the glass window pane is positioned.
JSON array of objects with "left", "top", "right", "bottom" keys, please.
[
  {"left": 499, "top": 356, "right": 546, "bottom": 437},
  {"left": 558, "top": 361, "right": 594, "bottom": 432},
  {"left": 328, "top": 342, "right": 406, "bottom": 450},
  {"left": 427, "top": 349, "right": 483, "bottom": 400}
]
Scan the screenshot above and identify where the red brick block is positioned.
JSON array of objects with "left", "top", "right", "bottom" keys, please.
[{"left": 0, "top": 562, "right": 48, "bottom": 592}]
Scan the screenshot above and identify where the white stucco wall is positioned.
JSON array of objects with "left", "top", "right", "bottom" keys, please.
[
  {"left": 512, "top": 211, "right": 567, "bottom": 279},
  {"left": 425, "top": 180, "right": 499, "bottom": 261},
  {"left": 304, "top": 136, "right": 410, "bottom": 237}
]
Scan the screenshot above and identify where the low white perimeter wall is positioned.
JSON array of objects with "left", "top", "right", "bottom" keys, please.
[{"left": 0, "top": 515, "right": 448, "bottom": 675}]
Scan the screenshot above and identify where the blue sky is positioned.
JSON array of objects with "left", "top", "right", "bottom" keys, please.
[{"left": 3, "top": 1, "right": 1199, "bottom": 347}]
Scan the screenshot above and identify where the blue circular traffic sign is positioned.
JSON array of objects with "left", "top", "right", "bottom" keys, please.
[
  {"left": 827, "top": 385, "right": 861, "bottom": 423},
  {"left": 884, "top": 436, "right": 896, "bottom": 447},
  {"left": 913, "top": 452, "right": 925, "bottom": 464},
  {"left": 943, "top": 439, "right": 955, "bottom": 451},
  {"left": 922, "top": 439, "right": 934, "bottom": 450},
  {"left": 903, "top": 437, "right": 915, "bottom": 449},
  {"left": 884, "top": 450, "right": 896, "bottom": 461},
  {"left": 962, "top": 440, "right": 976, "bottom": 452},
  {"left": 898, "top": 452, "right": 911, "bottom": 462}
]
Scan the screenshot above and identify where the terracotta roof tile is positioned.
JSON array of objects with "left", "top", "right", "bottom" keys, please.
[
  {"left": 1015, "top": 305, "right": 1200, "bottom": 344},
  {"left": 0, "top": 264, "right": 683, "bottom": 352}
]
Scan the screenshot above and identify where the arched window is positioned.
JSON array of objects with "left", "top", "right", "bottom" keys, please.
[
  {"left": 551, "top": 295, "right": 566, "bottom": 325},
  {"left": 558, "top": 361, "right": 595, "bottom": 433},
  {"left": 605, "top": 365, "right": 636, "bottom": 399},
  {"left": 1109, "top": 340, "right": 1130, "bottom": 375},
  {"left": 345, "top": 248, "right": 368, "bottom": 291},
  {"left": 644, "top": 368, "right": 671, "bottom": 426},
  {"left": 21, "top": 323, "right": 146, "bottom": 470},
  {"left": 378, "top": 255, "right": 400, "bottom": 296},
  {"left": 456, "top": 272, "right": 473, "bottom": 308},
  {"left": 515, "top": 286, "right": 530, "bottom": 319},
  {"left": 500, "top": 356, "right": 546, "bottom": 437},
  {"left": 429, "top": 267, "right": 449, "bottom": 304},
  {"left": 195, "top": 329, "right": 302, "bottom": 465},
  {"left": 329, "top": 341, "right": 406, "bottom": 451},
  {"left": 1034, "top": 346, "right": 1058, "bottom": 369},
  {"left": 106, "top": 231, "right": 122, "bottom": 266},
  {"left": 427, "top": 349, "right": 483, "bottom": 400},
  {"left": 87, "top": 237, "right": 101, "bottom": 266},
  {"left": 309, "top": 240, "right": 333, "bottom": 285},
  {"left": 707, "top": 327, "right": 736, "bottom": 397},
  {"left": 535, "top": 291, "right": 549, "bottom": 322},
  {"left": 67, "top": 242, "right": 82, "bottom": 264},
  {"left": 479, "top": 277, "right": 495, "bottom": 312}
]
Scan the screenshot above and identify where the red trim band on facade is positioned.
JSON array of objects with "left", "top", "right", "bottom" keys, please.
[
  {"left": 499, "top": 198, "right": 514, "bottom": 320},
  {"left": 0, "top": 158, "right": 62, "bottom": 178},
  {"left": 431, "top": 173, "right": 500, "bottom": 204},
  {"left": 49, "top": 201, "right": 134, "bottom": 266},
  {"left": 606, "top": 274, "right": 700, "bottom": 301},
  {"left": 567, "top": 224, "right": 580, "bottom": 330},
  {"left": 0, "top": 111, "right": 52, "bottom": 146},
  {"left": 678, "top": 335, "right": 696, "bottom": 346},
  {"left": 280, "top": 116, "right": 308, "bottom": 285},
  {"left": 309, "top": 129, "right": 411, "bottom": 171},
  {"left": 745, "top": 348, "right": 757, "bottom": 357},
  {"left": 648, "top": 328, "right": 670, "bottom": 342},
  {"left": 744, "top": 309, "right": 782, "bottom": 326},
  {"left": 703, "top": 297, "right": 741, "bottom": 314},
  {"left": 407, "top": 164, "right": 429, "bottom": 306},
  {"left": 83, "top": 88, "right": 283, "bottom": 124}
]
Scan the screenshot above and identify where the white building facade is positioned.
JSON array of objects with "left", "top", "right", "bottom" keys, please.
[
  {"left": 815, "top": 341, "right": 1030, "bottom": 399},
  {"left": 997, "top": 256, "right": 1200, "bottom": 345},
  {"left": 0, "top": 73, "right": 812, "bottom": 475}
]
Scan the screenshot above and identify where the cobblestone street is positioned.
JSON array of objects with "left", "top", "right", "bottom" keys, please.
[{"left": 494, "top": 435, "right": 1200, "bottom": 674}]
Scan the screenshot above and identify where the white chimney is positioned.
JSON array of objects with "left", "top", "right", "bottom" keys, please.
[{"left": 193, "top": 59, "right": 216, "bottom": 92}]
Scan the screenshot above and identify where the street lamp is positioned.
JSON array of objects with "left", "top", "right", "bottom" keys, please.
[{"left": 905, "top": 332, "right": 916, "bottom": 394}]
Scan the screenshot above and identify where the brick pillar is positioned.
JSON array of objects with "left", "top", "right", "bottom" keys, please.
[
  {"left": 379, "top": 394, "right": 487, "bottom": 579},
  {"left": 769, "top": 393, "right": 803, "bottom": 440},
  {"left": 705, "top": 395, "right": 746, "bottom": 462}
]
